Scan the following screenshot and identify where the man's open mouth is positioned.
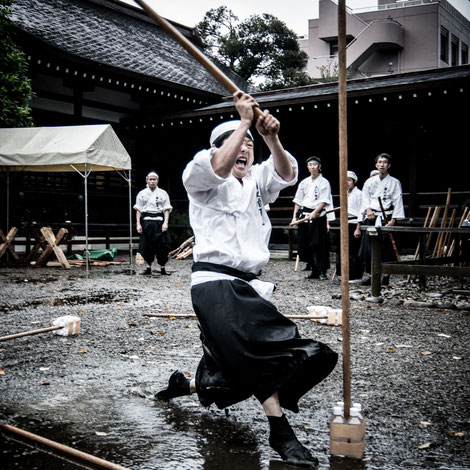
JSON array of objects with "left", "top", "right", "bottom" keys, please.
[{"left": 236, "top": 157, "right": 247, "bottom": 167}]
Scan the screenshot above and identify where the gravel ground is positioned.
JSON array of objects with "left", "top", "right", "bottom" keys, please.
[{"left": 0, "top": 256, "right": 469, "bottom": 470}]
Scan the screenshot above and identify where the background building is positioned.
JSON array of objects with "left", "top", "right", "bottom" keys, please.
[{"left": 300, "top": 0, "right": 470, "bottom": 79}]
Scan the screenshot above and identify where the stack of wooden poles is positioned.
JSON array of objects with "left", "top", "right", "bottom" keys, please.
[
  {"left": 168, "top": 236, "right": 194, "bottom": 260},
  {"left": 409, "top": 188, "right": 469, "bottom": 279}
]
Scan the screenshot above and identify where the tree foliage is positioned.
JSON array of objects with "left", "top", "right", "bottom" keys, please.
[
  {"left": 0, "top": 0, "right": 34, "bottom": 128},
  {"left": 196, "top": 7, "right": 315, "bottom": 90}
]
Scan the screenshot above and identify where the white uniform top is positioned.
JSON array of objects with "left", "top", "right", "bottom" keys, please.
[
  {"left": 182, "top": 148, "right": 298, "bottom": 275},
  {"left": 133, "top": 186, "right": 172, "bottom": 220},
  {"left": 359, "top": 174, "right": 405, "bottom": 223},
  {"left": 348, "top": 186, "right": 362, "bottom": 224},
  {"left": 293, "top": 174, "right": 335, "bottom": 221}
]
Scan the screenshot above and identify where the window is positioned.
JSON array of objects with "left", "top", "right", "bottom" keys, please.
[
  {"left": 462, "top": 42, "right": 468, "bottom": 65},
  {"left": 330, "top": 40, "right": 338, "bottom": 56},
  {"left": 451, "top": 34, "right": 459, "bottom": 66},
  {"left": 440, "top": 26, "right": 449, "bottom": 63}
]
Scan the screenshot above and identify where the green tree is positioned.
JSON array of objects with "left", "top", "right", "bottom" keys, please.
[
  {"left": 196, "top": 7, "right": 315, "bottom": 90},
  {"left": 0, "top": 0, "right": 34, "bottom": 128}
]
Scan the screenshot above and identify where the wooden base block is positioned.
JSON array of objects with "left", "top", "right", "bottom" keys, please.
[
  {"left": 330, "top": 419, "right": 366, "bottom": 458},
  {"left": 330, "top": 439, "right": 365, "bottom": 458}
]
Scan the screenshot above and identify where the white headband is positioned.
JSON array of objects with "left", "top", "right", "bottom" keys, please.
[
  {"left": 146, "top": 172, "right": 159, "bottom": 179},
  {"left": 209, "top": 120, "right": 254, "bottom": 147}
]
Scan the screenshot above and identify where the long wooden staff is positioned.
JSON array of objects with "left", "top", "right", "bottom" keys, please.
[
  {"left": 433, "top": 188, "right": 452, "bottom": 258},
  {"left": 133, "top": 0, "right": 262, "bottom": 118},
  {"left": 378, "top": 196, "right": 400, "bottom": 261},
  {"left": 289, "top": 207, "right": 341, "bottom": 226},
  {"left": 1, "top": 424, "right": 129, "bottom": 470}
]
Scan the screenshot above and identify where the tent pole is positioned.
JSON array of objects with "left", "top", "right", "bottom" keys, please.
[
  {"left": 6, "top": 172, "right": 10, "bottom": 233},
  {"left": 6, "top": 172, "right": 10, "bottom": 264},
  {"left": 128, "top": 171, "right": 133, "bottom": 273},
  {"left": 84, "top": 163, "right": 89, "bottom": 275}
]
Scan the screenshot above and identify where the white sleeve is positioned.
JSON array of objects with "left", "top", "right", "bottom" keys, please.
[
  {"left": 359, "top": 179, "right": 372, "bottom": 218},
  {"left": 182, "top": 148, "right": 229, "bottom": 198},
  {"left": 254, "top": 153, "right": 298, "bottom": 204},
  {"left": 293, "top": 179, "right": 305, "bottom": 206},
  {"left": 318, "top": 178, "right": 333, "bottom": 205},
  {"left": 391, "top": 180, "right": 405, "bottom": 220},
  {"left": 133, "top": 191, "right": 145, "bottom": 212},
  {"left": 348, "top": 188, "right": 362, "bottom": 218},
  {"left": 160, "top": 190, "right": 173, "bottom": 213}
]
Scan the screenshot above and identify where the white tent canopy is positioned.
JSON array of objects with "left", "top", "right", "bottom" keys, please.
[
  {"left": 0, "top": 124, "right": 131, "bottom": 172},
  {"left": 0, "top": 124, "right": 133, "bottom": 270}
]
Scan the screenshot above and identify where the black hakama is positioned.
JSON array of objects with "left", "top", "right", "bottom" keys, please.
[
  {"left": 358, "top": 218, "right": 397, "bottom": 274},
  {"left": 296, "top": 215, "right": 331, "bottom": 275},
  {"left": 191, "top": 262, "right": 338, "bottom": 412},
  {"left": 335, "top": 224, "right": 364, "bottom": 280},
  {"left": 139, "top": 219, "right": 172, "bottom": 266}
]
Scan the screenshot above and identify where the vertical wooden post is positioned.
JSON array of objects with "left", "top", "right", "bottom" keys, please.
[
  {"left": 370, "top": 233, "right": 382, "bottom": 297},
  {"left": 337, "top": 0, "right": 351, "bottom": 420}
]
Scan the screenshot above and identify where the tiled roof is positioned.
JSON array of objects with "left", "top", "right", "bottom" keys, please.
[
  {"left": 182, "top": 64, "right": 470, "bottom": 115},
  {"left": 9, "top": 0, "right": 247, "bottom": 96}
]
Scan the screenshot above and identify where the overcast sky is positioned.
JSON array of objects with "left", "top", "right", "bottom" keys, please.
[{"left": 125, "top": 0, "right": 470, "bottom": 37}]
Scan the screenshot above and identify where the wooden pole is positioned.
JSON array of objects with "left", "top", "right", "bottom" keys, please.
[
  {"left": 133, "top": 0, "right": 262, "bottom": 118},
  {"left": 1, "top": 424, "right": 129, "bottom": 470},
  {"left": 143, "top": 313, "right": 333, "bottom": 320},
  {"left": 289, "top": 207, "right": 341, "bottom": 226},
  {"left": 0, "top": 326, "right": 60, "bottom": 342},
  {"left": 406, "top": 206, "right": 432, "bottom": 285},
  {"left": 433, "top": 188, "right": 452, "bottom": 257},
  {"left": 441, "top": 209, "right": 457, "bottom": 257},
  {"left": 338, "top": 0, "right": 351, "bottom": 420},
  {"left": 294, "top": 254, "right": 300, "bottom": 272},
  {"left": 425, "top": 206, "right": 441, "bottom": 250}
]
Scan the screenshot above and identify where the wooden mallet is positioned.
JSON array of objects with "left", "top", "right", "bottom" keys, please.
[{"left": 0, "top": 315, "right": 81, "bottom": 342}]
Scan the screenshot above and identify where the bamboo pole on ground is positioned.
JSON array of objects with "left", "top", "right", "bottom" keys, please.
[
  {"left": 144, "top": 313, "right": 334, "bottom": 320},
  {"left": 0, "top": 424, "right": 129, "bottom": 470}
]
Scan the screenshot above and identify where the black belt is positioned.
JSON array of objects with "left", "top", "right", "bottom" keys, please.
[
  {"left": 142, "top": 212, "right": 164, "bottom": 218},
  {"left": 192, "top": 261, "right": 258, "bottom": 282}
]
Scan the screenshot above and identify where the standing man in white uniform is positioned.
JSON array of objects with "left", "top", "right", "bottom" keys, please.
[
  {"left": 156, "top": 91, "right": 337, "bottom": 467},
  {"left": 354, "top": 153, "right": 405, "bottom": 285},
  {"left": 134, "top": 171, "right": 172, "bottom": 275},
  {"left": 292, "top": 157, "right": 335, "bottom": 280}
]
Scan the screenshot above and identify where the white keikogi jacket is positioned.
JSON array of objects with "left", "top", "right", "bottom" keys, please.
[
  {"left": 182, "top": 148, "right": 298, "bottom": 276},
  {"left": 348, "top": 186, "right": 362, "bottom": 224},
  {"left": 359, "top": 174, "right": 405, "bottom": 225},
  {"left": 133, "top": 186, "right": 172, "bottom": 220},
  {"left": 293, "top": 174, "right": 335, "bottom": 221}
]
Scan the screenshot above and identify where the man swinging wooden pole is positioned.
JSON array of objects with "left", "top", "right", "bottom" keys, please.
[{"left": 135, "top": 2, "right": 338, "bottom": 466}]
